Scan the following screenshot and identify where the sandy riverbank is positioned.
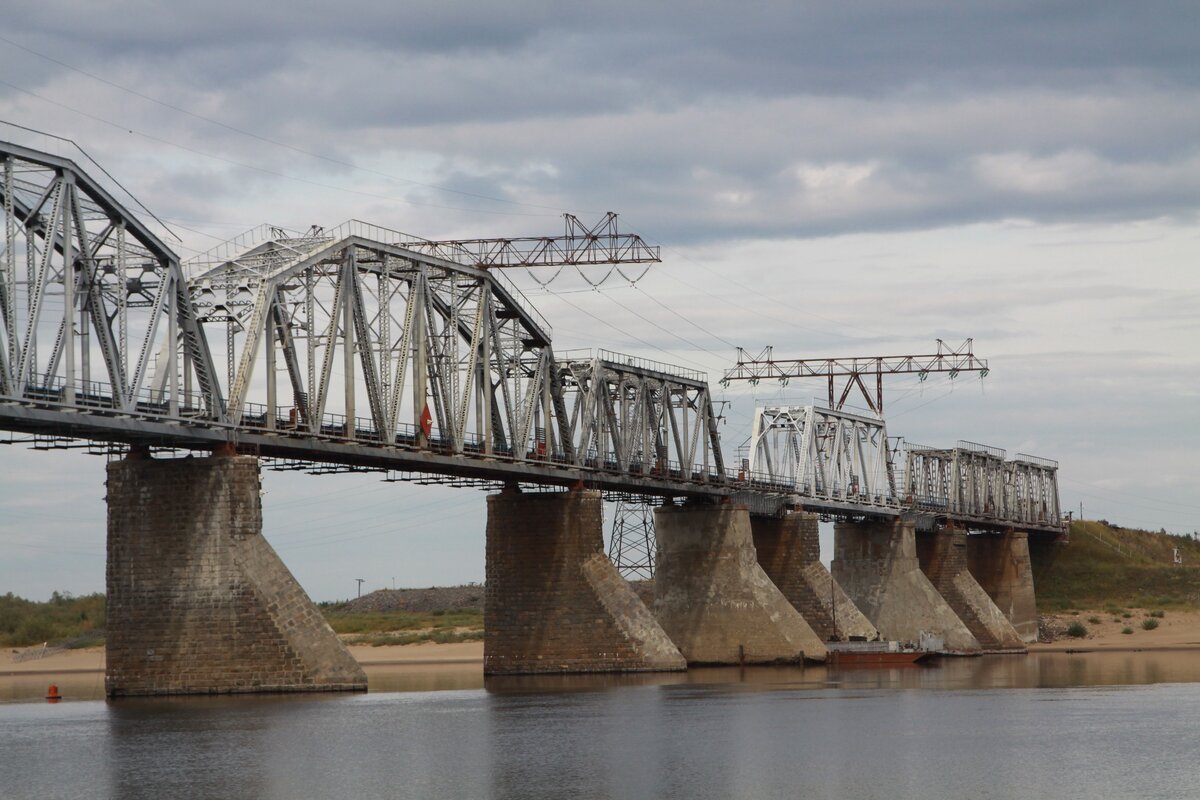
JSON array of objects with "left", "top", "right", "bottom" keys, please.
[
  {"left": 7, "top": 609, "right": 1200, "bottom": 675},
  {"left": 2, "top": 640, "right": 485, "bottom": 676},
  {"left": 1031, "top": 608, "right": 1200, "bottom": 651}
]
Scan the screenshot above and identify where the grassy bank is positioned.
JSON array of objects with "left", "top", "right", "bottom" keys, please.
[
  {"left": 2, "top": 594, "right": 484, "bottom": 650},
  {"left": 1032, "top": 521, "right": 1200, "bottom": 611},
  {"left": 321, "top": 607, "right": 484, "bottom": 646}
]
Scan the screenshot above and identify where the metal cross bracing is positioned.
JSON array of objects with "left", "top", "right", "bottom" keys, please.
[
  {"left": 607, "top": 500, "right": 657, "bottom": 581},
  {"left": 0, "top": 141, "right": 222, "bottom": 422},
  {"left": 0, "top": 140, "right": 752, "bottom": 505},
  {"left": 395, "top": 212, "right": 661, "bottom": 271},
  {"left": 900, "top": 441, "right": 1063, "bottom": 532},
  {"left": 0, "top": 139, "right": 1063, "bottom": 532},
  {"left": 722, "top": 339, "right": 988, "bottom": 415},
  {"left": 736, "top": 404, "right": 1066, "bottom": 534},
  {"left": 746, "top": 404, "right": 898, "bottom": 515}
]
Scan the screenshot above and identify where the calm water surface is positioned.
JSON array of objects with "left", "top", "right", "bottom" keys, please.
[{"left": 3, "top": 653, "right": 1199, "bottom": 800}]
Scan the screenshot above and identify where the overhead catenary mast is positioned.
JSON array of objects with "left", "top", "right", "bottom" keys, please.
[{"left": 721, "top": 338, "right": 989, "bottom": 415}]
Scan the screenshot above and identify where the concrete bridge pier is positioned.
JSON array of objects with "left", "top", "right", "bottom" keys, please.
[
  {"left": 966, "top": 531, "right": 1039, "bottom": 644},
  {"left": 484, "top": 486, "right": 685, "bottom": 674},
  {"left": 832, "top": 519, "right": 980, "bottom": 653},
  {"left": 750, "top": 511, "right": 879, "bottom": 642},
  {"left": 653, "top": 503, "right": 827, "bottom": 664},
  {"left": 916, "top": 528, "right": 1026, "bottom": 651},
  {"left": 105, "top": 450, "right": 367, "bottom": 697}
]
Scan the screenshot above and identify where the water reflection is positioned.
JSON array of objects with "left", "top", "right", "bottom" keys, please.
[
  {"left": 8, "top": 650, "right": 1200, "bottom": 705},
  {"left": 7, "top": 650, "right": 1200, "bottom": 705},
  {"left": 4, "top": 652, "right": 1200, "bottom": 800}
]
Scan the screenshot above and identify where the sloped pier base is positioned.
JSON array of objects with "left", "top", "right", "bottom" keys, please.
[
  {"left": 751, "top": 511, "right": 879, "bottom": 642},
  {"left": 106, "top": 454, "right": 367, "bottom": 697},
  {"left": 917, "top": 529, "right": 1026, "bottom": 651},
  {"left": 484, "top": 488, "right": 685, "bottom": 674},
  {"left": 833, "top": 520, "right": 981, "bottom": 653},
  {"left": 967, "top": 531, "right": 1039, "bottom": 644},
  {"left": 654, "top": 504, "right": 827, "bottom": 664}
]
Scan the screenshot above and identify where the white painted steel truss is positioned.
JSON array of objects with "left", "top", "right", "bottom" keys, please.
[
  {"left": 557, "top": 351, "right": 724, "bottom": 481},
  {"left": 902, "top": 442, "right": 1062, "bottom": 529},
  {"left": 747, "top": 405, "right": 897, "bottom": 509}
]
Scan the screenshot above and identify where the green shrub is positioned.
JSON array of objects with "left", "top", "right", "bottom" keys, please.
[
  {"left": 0, "top": 592, "right": 106, "bottom": 647},
  {"left": 1142, "top": 618, "right": 1159, "bottom": 630},
  {"left": 1121, "top": 627, "right": 1134, "bottom": 635},
  {"left": 1066, "top": 622, "right": 1088, "bottom": 638},
  {"left": 1087, "top": 616, "right": 1102, "bottom": 625},
  {"left": 1149, "top": 609, "right": 1165, "bottom": 618},
  {"left": 1122, "top": 612, "right": 1132, "bottom": 619}
]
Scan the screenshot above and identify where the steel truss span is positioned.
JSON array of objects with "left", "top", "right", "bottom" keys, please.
[
  {"left": 742, "top": 404, "right": 1065, "bottom": 534},
  {"left": 0, "top": 140, "right": 1065, "bottom": 531},
  {"left": 0, "top": 141, "right": 750, "bottom": 504},
  {"left": 901, "top": 442, "right": 1062, "bottom": 532}
]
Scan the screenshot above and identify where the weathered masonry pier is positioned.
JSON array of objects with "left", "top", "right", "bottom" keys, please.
[
  {"left": 0, "top": 140, "right": 1067, "bottom": 695},
  {"left": 484, "top": 487, "right": 684, "bottom": 673},
  {"left": 106, "top": 449, "right": 366, "bottom": 696}
]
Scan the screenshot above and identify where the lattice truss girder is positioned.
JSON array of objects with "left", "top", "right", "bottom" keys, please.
[
  {"left": 902, "top": 443, "right": 1061, "bottom": 526},
  {"left": 557, "top": 356, "right": 724, "bottom": 480},
  {"left": 188, "top": 231, "right": 559, "bottom": 459},
  {"left": 748, "top": 405, "right": 896, "bottom": 508},
  {"left": 0, "top": 142, "right": 222, "bottom": 417}
]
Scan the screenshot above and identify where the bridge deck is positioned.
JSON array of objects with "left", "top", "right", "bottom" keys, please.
[{"left": 0, "top": 390, "right": 1065, "bottom": 534}]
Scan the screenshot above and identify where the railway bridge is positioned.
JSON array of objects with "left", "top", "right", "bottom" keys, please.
[{"left": 1, "top": 141, "right": 1064, "bottom": 695}]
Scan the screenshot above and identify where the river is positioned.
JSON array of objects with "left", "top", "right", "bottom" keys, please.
[{"left": 2, "top": 652, "right": 1198, "bottom": 799}]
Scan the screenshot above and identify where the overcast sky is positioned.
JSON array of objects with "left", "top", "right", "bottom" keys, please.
[{"left": 1, "top": 2, "right": 1197, "bottom": 601}]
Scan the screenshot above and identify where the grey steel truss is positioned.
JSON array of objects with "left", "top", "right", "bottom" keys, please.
[
  {"left": 557, "top": 350, "right": 724, "bottom": 482},
  {"left": 0, "top": 140, "right": 222, "bottom": 421},
  {"left": 0, "top": 140, "right": 1066, "bottom": 534},
  {"left": 188, "top": 219, "right": 558, "bottom": 462}
]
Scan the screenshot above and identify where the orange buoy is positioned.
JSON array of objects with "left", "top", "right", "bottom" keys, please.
[{"left": 46, "top": 684, "right": 61, "bottom": 702}]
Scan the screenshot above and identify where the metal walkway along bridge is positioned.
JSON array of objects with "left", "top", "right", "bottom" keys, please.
[{"left": 1, "top": 139, "right": 1064, "bottom": 695}]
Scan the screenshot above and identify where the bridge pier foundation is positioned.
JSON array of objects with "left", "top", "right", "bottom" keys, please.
[
  {"left": 653, "top": 504, "right": 827, "bottom": 664},
  {"left": 916, "top": 529, "right": 1026, "bottom": 651},
  {"left": 832, "top": 520, "right": 981, "bottom": 653},
  {"left": 750, "top": 511, "right": 879, "bottom": 642},
  {"left": 105, "top": 453, "right": 367, "bottom": 697},
  {"left": 966, "top": 531, "right": 1039, "bottom": 644},
  {"left": 484, "top": 487, "right": 685, "bottom": 674}
]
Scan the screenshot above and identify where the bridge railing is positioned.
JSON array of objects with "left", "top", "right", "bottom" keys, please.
[{"left": 2, "top": 374, "right": 744, "bottom": 488}]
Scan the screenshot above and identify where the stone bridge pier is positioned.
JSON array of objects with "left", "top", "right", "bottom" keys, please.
[
  {"left": 653, "top": 503, "right": 827, "bottom": 664},
  {"left": 750, "top": 511, "right": 878, "bottom": 643},
  {"left": 832, "top": 519, "right": 980, "bottom": 653},
  {"left": 105, "top": 450, "right": 367, "bottom": 697},
  {"left": 484, "top": 486, "right": 685, "bottom": 674},
  {"left": 916, "top": 528, "right": 1026, "bottom": 652},
  {"left": 966, "top": 531, "right": 1039, "bottom": 644}
]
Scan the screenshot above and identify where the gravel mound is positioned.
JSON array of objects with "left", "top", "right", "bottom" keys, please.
[{"left": 334, "top": 585, "right": 484, "bottom": 614}]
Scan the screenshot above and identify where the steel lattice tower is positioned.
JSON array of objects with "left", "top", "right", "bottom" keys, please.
[{"left": 607, "top": 501, "right": 656, "bottom": 580}]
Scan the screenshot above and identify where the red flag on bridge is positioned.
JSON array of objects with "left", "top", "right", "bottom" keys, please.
[{"left": 419, "top": 402, "right": 433, "bottom": 439}]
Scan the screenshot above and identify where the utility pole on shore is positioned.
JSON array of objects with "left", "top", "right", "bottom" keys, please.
[{"left": 356, "top": 578, "right": 365, "bottom": 598}]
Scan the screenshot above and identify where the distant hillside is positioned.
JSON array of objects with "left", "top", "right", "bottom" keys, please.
[{"left": 1031, "top": 521, "right": 1200, "bottom": 611}]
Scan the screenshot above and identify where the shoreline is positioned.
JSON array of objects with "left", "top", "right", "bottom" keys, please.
[{"left": 8, "top": 608, "right": 1200, "bottom": 675}]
